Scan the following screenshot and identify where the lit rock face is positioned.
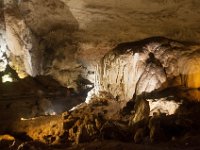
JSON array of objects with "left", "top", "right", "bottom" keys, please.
[
  {"left": 1, "top": 0, "right": 80, "bottom": 83},
  {"left": 147, "top": 97, "right": 181, "bottom": 116},
  {"left": 91, "top": 37, "right": 200, "bottom": 102},
  {"left": 10, "top": 115, "right": 64, "bottom": 145},
  {"left": 4, "top": 0, "right": 41, "bottom": 77},
  {"left": 0, "top": 1, "right": 7, "bottom": 72},
  {"left": 18, "top": 0, "right": 81, "bottom": 88}
]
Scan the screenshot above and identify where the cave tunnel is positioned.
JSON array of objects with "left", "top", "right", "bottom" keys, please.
[{"left": 1, "top": 0, "right": 200, "bottom": 150}]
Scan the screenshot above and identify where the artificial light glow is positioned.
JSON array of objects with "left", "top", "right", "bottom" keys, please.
[
  {"left": 45, "top": 111, "right": 56, "bottom": 115},
  {"left": 21, "top": 117, "right": 37, "bottom": 121},
  {"left": 70, "top": 103, "right": 83, "bottom": 111},
  {"left": 2, "top": 74, "right": 13, "bottom": 83},
  {"left": 18, "top": 73, "right": 27, "bottom": 79},
  {"left": 20, "top": 112, "right": 56, "bottom": 121},
  {"left": 0, "top": 134, "right": 15, "bottom": 148},
  {"left": 147, "top": 98, "right": 182, "bottom": 116}
]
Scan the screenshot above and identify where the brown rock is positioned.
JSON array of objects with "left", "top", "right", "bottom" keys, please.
[
  {"left": 129, "top": 99, "right": 150, "bottom": 127},
  {"left": 134, "top": 128, "right": 146, "bottom": 144},
  {"left": 63, "top": 117, "right": 78, "bottom": 130},
  {"left": 148, "top": 114, "right": 166, "bottom": 143},
  {"left": 0, "top": 134, "right": 15, "bottom": 149}
]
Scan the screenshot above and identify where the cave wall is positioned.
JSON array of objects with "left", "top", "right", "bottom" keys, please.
[
  {"left": 1, "top": 0, "right": 80, "bottom": 82},
  {"left": 4, "top": 0, "right": 41, "bottom": 77},
  {"left": 0, "top": 0, "right": 7, "bottom": 72},
  {"left": 89, "top": 37, "right": 200, "bottom": 102},
  {"left": 1, "top": 0, "right": 200, "bottom": 93}
]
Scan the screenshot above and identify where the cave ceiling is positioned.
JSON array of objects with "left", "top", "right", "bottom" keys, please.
[
  {"left": 66, "top": 0, "right": 200, "bottom": 66},
  {"left": 66, "top": 0, "right": 200, "bottom": 43}
]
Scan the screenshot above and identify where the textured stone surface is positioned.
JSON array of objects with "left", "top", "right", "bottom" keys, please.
[
  {"left": 1, "top": 0, "right": 200, "bottom": 91},
  {"left": 65, "top": 0, "right": 200, "bottom": 77},
  {"left": 132, "top": 99, "right": 150, "bottom": 124},
  {"left": 13, "top": 115, "right": 64, "bottom": 145},
  {"left": 1, "top": 1, "right": 200, "bottom": 149},
  {"left": 66, "top": 0, "right": 200, "bottom": 43},
  {"left": 1, "top": 0, "right": 80, "bottom": 86},
  {"left": 0, "top": 1, "right": 7, "bottom": 72},
  {"left": 147, "top": 97, "right": 181, "bottom": 116},
  {"left": 1, "top": 93, "right": 200, "bottom": 148},
  {"left": 89, "top": 37, "right": 200, "bottom": 103},
  {"left": 18, "top": 0, "right": 80, "bottom": 85},
  {"left": 4, "top": 0, "right": 41, "bottom": 77}
]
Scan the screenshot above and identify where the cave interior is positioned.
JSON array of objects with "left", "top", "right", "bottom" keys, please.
[{"left": 1, "top": 0, "right": 200, "bottom": 150}]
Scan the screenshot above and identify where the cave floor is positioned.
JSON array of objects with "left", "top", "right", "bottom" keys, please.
[
  {"left": 1, "top": 76, "right": 200, "bottom": 150},
  {"left": 3, "top": 139, "right": 200, "bottom": 150},
  {"left": 66, "top": 139, "right": 200, "bottom": 150}
]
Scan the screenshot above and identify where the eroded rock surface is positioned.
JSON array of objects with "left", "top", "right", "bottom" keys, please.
[
  {"left": 1, "top": 94, "right": 200, "bottom": 150},
  {"left": 90, "top": 37, "right": 200, "bottom": 104},
  {"left": 1, "top": 1, "right": 200, "bottom": 149},
  {"left": 1, "top": 0, "right": 82, "bottom": 89},
  {"left": 0, "top": 1, "right": 7, "bottom": 72}
]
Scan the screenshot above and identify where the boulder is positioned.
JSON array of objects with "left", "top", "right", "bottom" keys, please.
[
  {"left": 134, "top": 128, "right": 147, "bottom": 144},
  {"left": 100, "top": 121, "right": 131, "bottom": 142},
  {"left": 148, "top": 113, "right": 166, "bottom": 143},
  {"left": 0, "top": 134, "right": 15, "bottom": 149},
  {"left": 129, "top": 99, "right": 150, "bottom": 127}
]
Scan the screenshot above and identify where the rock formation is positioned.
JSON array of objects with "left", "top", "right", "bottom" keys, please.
[
  {"left": 0, "top": 0, "right": 7, "bottom": 72},
  {"left": 1, "top": 0, "right": 80, "bottom": 87},
  {"left": 1, "top": 0, "right": 200, "bottom": 149},
  {"left": 90, "top": 37, "right": 200, "bottom": 104}
]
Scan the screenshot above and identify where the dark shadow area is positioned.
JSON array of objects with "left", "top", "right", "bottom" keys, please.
[
  {"left": 113, "top": 36, "right": 199, "bottom": 55},
  {"left": 0, "top": 66, "right": 89, "bottom": 122}
]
